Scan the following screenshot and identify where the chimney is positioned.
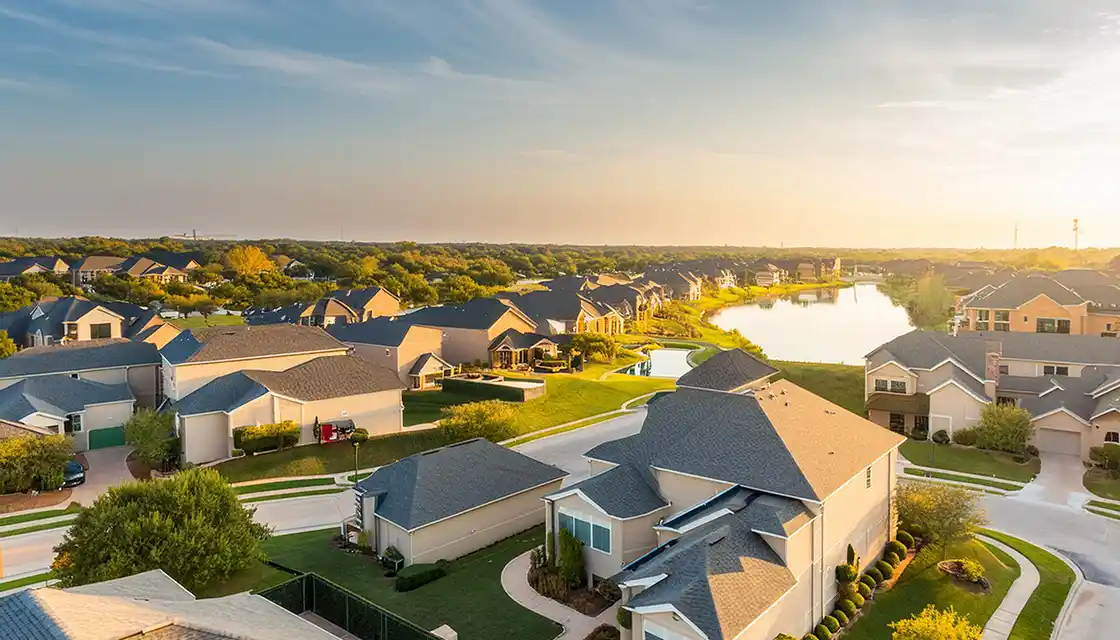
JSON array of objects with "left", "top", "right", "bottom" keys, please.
[{"left": 984, "top": 340, "right": 1002, "bottom": 400}]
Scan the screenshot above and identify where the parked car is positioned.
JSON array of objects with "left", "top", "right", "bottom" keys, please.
[{"left": 62, "top": 460, "right": 86, "bottom": 488}]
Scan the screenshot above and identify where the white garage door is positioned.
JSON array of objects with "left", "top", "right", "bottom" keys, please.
[{"left": 1034, "top": 428, "right": 1081, "bottom": 456}]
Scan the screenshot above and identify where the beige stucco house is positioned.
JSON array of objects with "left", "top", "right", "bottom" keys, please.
[
  {"left": 348, "top": 438, "right": 566, "bottom": 567},
  {"left": 328, "top": 318, "right": 449, "bottom": 388},
  {"left": 959, "top": 273, "right": 1120, "bottom": 337},
  {"left": 865, "top": 329, "right": 1120, "bottom": 459},
  {"left": 498, "top": 290, "right": 625, "bottom": 336},
  {"left": 397, "top": 297, "right": 538, "bottom": 365},
  {"left": 174, "top": 354, "right": 405, "bottom": 464},
  {"left": 244, "top": 287, "right": 402, "bottom": 328},
  {"left": 544, "top": 370, "right": 904, "bottom": 640},
  {"left": 0, "top": 374, "right": 135, "bottom": 451}
]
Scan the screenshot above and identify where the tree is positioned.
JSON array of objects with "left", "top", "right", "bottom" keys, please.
[
  {"left": 440, "top": 400, "right": 517, "bottom": 443},
  {"left": 226, "top": 245, "right": 274, "bottom": 276},
  {"left": 974, "top": 403, "right": 1034, "bottom": 454},
  {"left": 0, "top": 330, "right": 16, "bottom": 359},
  {"left": 571, "top": 333, "right": 619, "bottom": 363},
  {"left": 52, "top": 468, "right": 271, "bottom": 591},
  {"left": 895, "top": 483, "right": 987, "bottom": 552},
  {"left": 890, "top": 605, "right": 981, "bottom": 640},
  {"left": 438, "top": 274, "right": 486, "bottom": 304},
  {"left": 123, "top": 410, "right": 176, "bottom": 468},
  {"left": 0, "top": 434, "right": 72, "bottom": 493},
  {"left": 0, "top": 281, "right": 36, "bottom": 311}
]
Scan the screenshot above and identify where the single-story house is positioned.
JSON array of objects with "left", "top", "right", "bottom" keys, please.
[
  {"left": 407, "top": 352, "right": 457, "bottom": 389},
  {"left": 349, "top": 438, "right": 567, "bottom": 566},
  {"left": 0, "top": 374, "right": 135, "bottom": 451},
  {"left": 174, "top": 354, "right": 405, "bottom": 464},
  {"left": 328, "top": 317, "right": 450, "bottom": 388},
  {"left": 488, "top": 328, "right": 559, "bottom": 368},
  {"left": 0, "top": 339, "right": 162, "bottom": 409}
]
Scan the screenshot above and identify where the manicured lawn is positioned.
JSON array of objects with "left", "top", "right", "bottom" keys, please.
[
  {"left": 259, "top": 526, "right": 561, "bottom": 640},
  {"left": 1087, "top": 499, "right": 1120, "bottom": 513},
  {"left": 214, "top": 431, "right": 449, "bottom": 482},
  {"left": 0, "top": 572, "right": 54, "bottom": 593},
  {"left": 505, "top": 411, "right": 623, "bottom": 447},
  {"left": 232, "top": 478, "right": 337, "bottom": 495},
  {"left": 402, "top": 390, "right": 479, "bottom": 426},
  {"left": 1083, "top": 469, "right": 1120, "bottom": 500},
  {"left": 842, "top": 538, "right": 1020, "bottom": 640},
  {"left": 0, "top": 502, "right": 82, "bottom": 527},
  {"left": 167, "top": 314, "right": 245, "bottom": 329},
  {"left": 773, "top": 361, "right": 866, "bottom": 416},
  {"left": 195, "top": 562, "right": 294, "bottom": 599},
  {"left": 508, "top": 372, "right": 675, "bottom": 434},
  {"left": 901, "top": 441, "right": 1041, "bottom": 483},
  {"left": 981, "top": 529, "right": 1076, "bottom": 640},
  {"left": 0, "top": 519, "right": 74, "bottom": 538},
  {"left": 902, "top": 468, "right": 1023, "bottom": 492},
  {"left": 1087, "top": 507, "right": 1120, "bottom": 521},
  {"left": 689, "top": 345, "right": 719, "bottom": 365},
  {"left": 242, "top": 488, "right": 347, "bottom": 503}
]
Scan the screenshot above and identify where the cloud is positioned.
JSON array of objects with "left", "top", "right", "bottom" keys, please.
[
  {"left": 96, "top": 52, "right": 231, "bottom": 78},
  {"left": 420, "top": 56, "right": 566, "bottom": 103},
  {"left": 0, "top": 6, "right": 154, "bottom": 48},
  {"left": 0, "top": 73, "right": 66, "bottom": 94}
]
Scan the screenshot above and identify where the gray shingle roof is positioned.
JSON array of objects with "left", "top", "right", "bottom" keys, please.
[
  {"left": 0, "top": 297, "right": 122, "bottom": 345},
  {"left": 965, "top": 276, "right": 1086, "bottom": 308},
  {"left": 496, "top": 290, "right": 616, "bottom": 326},
  {"left": 160, "top": 325, "right": 346, "bottom": 365},
  {"left": 0, "top": 591, "right": 67, "bottom": 640},
  {"left": 328, "top": 317, "right": 415, "bottom": 347},
  {"left": 676, "top": 349, "right": 777, "bottom": 391},
  {"left": 0, "top": 339, "right": 160, "bottom": 380},
  {"left": 408, "top": 352, "right": 453, "bottom": 376},
  {"left": 355, "top": 438, "right": 566, "bottom": 530},
  {"left": 174, "top": 373, "right": 269, "bottom": 416},
  {"left": 551, "top": 463, "right": 668, "bottom": 519},
  {"left": 399, "top": 298, "right": 535, "bottom": 331},
  {"left": 0, "top": 375, "right": 133, "bottom": 421},
  {"left": 488, "top": 328, "right": 557, "bottom": 351}
]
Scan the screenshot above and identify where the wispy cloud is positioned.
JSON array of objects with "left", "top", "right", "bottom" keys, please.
[
  {"left": 0, "top": 5, "right": 154, "bottom": 48},
  {"left": 97, "top": 52, "right": 231, "bottom": 78},
  {"left": 519, "top": 148, "right": 577, "bottom": 160},
  {"left": 0, "top": 73, "right": 67, "bottom": 94}
]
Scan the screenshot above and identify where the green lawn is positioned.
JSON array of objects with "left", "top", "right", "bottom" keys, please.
[
  {"left": 257, "top": 526, "right": 561, "bottom": 640},
  {"left": 0, "top": 502, "right": 82, "bottom": 527},
  {"left": 1087, "top": 500, "right": 1120, "bottom": 513},
  {"left": 773, "top": 361, "right": 866, "bottom": 416},
  {"left": 195, "top": 562, "right": 294, "bottom": 599},
  {"left": 233, "top": 478, "right": 337, "bottom": 495},
  {"left": 1083, "top": 469, "right": 1120, "bottom": 500},
  {"left": 842, "top": 538, "right": 1020, "bottom": 640},
  {"left": 689, "top": 345, "right": 719, "bottom": 365},
  {"left": 507, "top": 372, "right": 674, "bottom": 434},
  {"left": 902, "top": 468, "right": 1022, "bottom": 492},
  {"left": 980, "top": 530, "right": 1076, "bottom": 640},
  {"left": 1087, "top": 508, "right": 1120, "bottom": 521},
  {"left": 242, "top": 488, "right": 347, "bottom": 503},
  {"left": 901, "top": 441, "right": 1041, "bottom": 483},
  {"left": 0, "top": 519, "right": 74, "bottom": 538},
  {"left": 505, "top": 411, "right": 623, "bottom": 447},
  {"left": 214, "top": 430, "right": 449, "bottom": 482},
  {"left": 167, "top": 314, "right": 246, "bottom": 329},
  {"left": 402, "top": 390, "right": 480, "bottom": 426},
  {"left": 0, "top": 572, "right": 54, "bottom": 594}
]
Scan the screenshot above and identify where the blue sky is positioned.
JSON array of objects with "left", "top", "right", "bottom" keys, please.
[{"left": 3, "top": 1, "right": 1120, "bottom": 247}]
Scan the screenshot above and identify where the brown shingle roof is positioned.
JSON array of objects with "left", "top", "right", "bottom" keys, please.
[
  {"left": 161, "top": 325, "right": 347, "bottom": 365},
  {"left": 244, "top": 355, "right": 405, "bottom": 400}
]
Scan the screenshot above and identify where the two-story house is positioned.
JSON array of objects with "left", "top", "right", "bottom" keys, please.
[
  {"left": 244, "top": 287, "right": 402, "bottom": 327},
  {"left": 636, "top": 272, "right": 702, "bottom": 301},
  {"left": 543, "top": 350, "right": 904, "bottom": 640},
  {"left": 498, "top": 290, "right": 625, "bottom": 336},
  {"left": 585, "top": 284, "right": 662, "bottom": 330},
  {"left": 865, "top": 329, "right": 1120, "bottom": 459},
  {"left": 959, "top": 274, "right": 1120, "bottom": 337},
  {"left": 397, "top": 297, "right": 538, "bottom": 365},
  {"left": 328, "top": 317, "right": 450, "bottom": 389}
]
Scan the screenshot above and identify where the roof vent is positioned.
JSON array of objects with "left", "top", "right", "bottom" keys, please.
[
  {"left": 780, "top": 388, "right": 787, "bottom": 395},
  {"left": 768, "top": 393, "right": 776, "bottom": 400},
  {"left": 785, "top": 400, "right": 790, "bottom": 407}
]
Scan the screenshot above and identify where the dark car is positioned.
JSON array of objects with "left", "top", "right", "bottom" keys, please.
[{"left": 62, "top": 460, "right": 85, "bottom": 488}]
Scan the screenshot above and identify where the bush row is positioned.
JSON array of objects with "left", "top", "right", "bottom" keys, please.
[
  {"left": 232, "top": 421, "right": 300, "bottom": 454},
  {"left": 394, "top": 561, "right": 448, "bottom": 592}
]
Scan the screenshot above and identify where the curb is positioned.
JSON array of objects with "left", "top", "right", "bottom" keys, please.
[{"left": 1047, "top": 545, "right": 1085, "bottom": 640}]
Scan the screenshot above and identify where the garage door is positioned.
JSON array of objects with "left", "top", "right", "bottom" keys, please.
[
  {"left": 1034, "top": 428, "right": 1081, "bottom": 456},
  {"left": 88, "top": 426, "right": 126, "bottom": 450}
]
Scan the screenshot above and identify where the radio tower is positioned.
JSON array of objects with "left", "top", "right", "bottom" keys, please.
[{"left": 1073, "top": 218, "right": 1080, "bottom": 251}]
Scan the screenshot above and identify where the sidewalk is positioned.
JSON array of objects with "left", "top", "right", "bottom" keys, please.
[
  {"left": 978, "top": 536, "right": 1040, "bottom": 640},
  {"left": 500, "top": 550, "right": 618, "bottom": 640}
]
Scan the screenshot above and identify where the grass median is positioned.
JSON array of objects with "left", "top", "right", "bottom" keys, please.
[
  {"left": 241, "top": 488, "right": 347, "bottom": 503},
  {"left": 900, "top": 441, "right": 1040, "bottom": 483},
  {"left": 980, "top": 529, "right": 1076, "bottom": 640},
  {"left": 902, "top": 468, "right": 1022, "bottom": 492},
  {"left": 0, "top": 502, "right": 82, "bottom": 527}
]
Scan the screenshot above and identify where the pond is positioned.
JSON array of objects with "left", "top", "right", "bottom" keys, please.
[
  {"left": 707, "top": 283, "right": 914, "bottom": 365},
  {"left": 620, "top": 348, "right": 695, "bottom": 379}
]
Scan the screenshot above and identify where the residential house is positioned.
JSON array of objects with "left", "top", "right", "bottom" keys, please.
[
  {"left": 143, "top": 250, "right": 204, "bottom": 271},
  {"left": 959, "top": 275, "right": 1120, "bottom": 337},
  {"left": 349, "top": 438, "right": 566, "bottom": 566},
  {"left": 69, "top": 255, "right": 187, "bottom": 285},
  {"left": 244, "top": 287, "right": 401, "bottom": 327},
  {"left": 676, "top": 348, "right": 779, "bottom": 392},
  {"left": 636, "top": 272, "right": 702, "bottom": 301},
  {"left": 0, "top": 569, "right": 341, "bottom": 640},
  {"left": 159, "top": 324, "right": 350, "bottom": 403},
  {"left": 0, "top": 418, "right": 54, "bottom": 440},
  {"left": 0, "top": 374, "right": 135, "bottom": 451},
  {"left": 584, "top": 283, "right": 662, "bottom": 329},
  {"left": 174, "top": 353, "right": 405, "bottom": 464},
  {"left": 0, "top": 339, "right": 162, "bottom": 410},
  {"left": 543, "top": 355, "right": 904, "bottom": 640},
  {"left": 397, "top": 297, "right": 538, "bottom": 365},
  {"left": 0, "top": 256, "right": 70, "bottom": 281},
  {"left": 541, "top": 274, "right": 631, "bottom": 292},
  {"left": 864, "top": 329, "right": 1120, "bottom": 459},
  {"left": 0, "top": 297, "right": 128, "bottom": 347},
  {"left": 488, "top": 328, "right": 560, "bottom": 368},
  {"left": 748, "top": 260, "right": 784, "bottom": 287},
  {"left": 328, "top": 317, "right": 450, "bottom": 389},
  {"left": 498, "top": 290, "right": 624, "bottom": 336}
]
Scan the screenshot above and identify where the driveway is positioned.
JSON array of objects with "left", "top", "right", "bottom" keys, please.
[
  {"left": 69, "top": 445, "right": 134, "bottom": 506},
  {"left": 513, "top": 409, "right": 645, "bottom": 485},
  {"left": 1011, "top": 452, "right": 1090, "bottom": 508}
]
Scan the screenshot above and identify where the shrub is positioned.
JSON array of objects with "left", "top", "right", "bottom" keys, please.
[
  {"left": 835, "top": 563, "right": 858, "bottom": 583},
  {"left": 952, "top": 427, "right": 979, "bottom": 447},
  {"left": 395, "top": 563, "right": 447, "bottom": 591},
  {"left": 897, "top": 530, "right": 915, "bottom": 549},
  {"left": 876, "top": 561, "right": 894, "bottom": 580},
  {"left": 533, "top": 571, "right": 569, "bottom": 599},
  {"left": 774, "top": 634, "right": 797, "bottom": 640},
  {"left": 0, "top": 434, "right": 73, "bottom": 494},
  {"left": 885, "top": 552, "right": 901, "bottom": 567},
  {"left": 529, "top": 546, "right": 547, "bottom": 570},
  {"left": 617, "top": 608, "right": 632, "bottom": 630},
  {"left": 974, "top": 403, "right": 1034, "bottom": 453},
  {"left": 814, "top": 624, "right": 832, "bottom": 639},
  {"left": 40, "top": 469, "right": 65, "bottom": 492},
  {"left": 231, "top": 448, "right": 245, "bottom": 458},
  {"left": 858, "top": 582, "right": 872, "bottom": 598},
  {"left": 124, "top": 410, "right": 177, "bottom": 467},
  {"left": 803, "top": 635, "right": 819, "bottom": 640},
  {"left": 910, "top": 423, "right": 929, "bottom": 441},
  {"left": 932, "top": 429, "right": 950, "bottom": 444},
  {"left": 822, "top": 616, "right": 840, "bottom": 633},
  {"left": 1025, "top": 444, "right": 1039, "bottom": 457},
  {"left": 1089, "top": 445, "right": 1120, "bottom": 472},
  {"left": 836, "top": 599, "right": 857, "bottom": 617},
  {"left": 886, "top": 540, "right": 907, "bottom": 559},
  {"left": 832, "top": 610, "right": 849, "bottom": 626},
  {"left": 960, "top": 558, "right": 985, "bottom": 583},
  {"left": 233, "top": 421, "right": 300, "bottom": 454},
  {"left": 867, "top": 567, "right": 883, "bottom": 583},
  {"left": 440, "top": 400, "right": 517, "bottom": 443},
  {"left": 861, "top": 573, "right": 879, "bottom": 589},
  {"left": 890, "top": 605, "right": 981, "bottom": 640},
  {"left": 838, "top": 581, "right": 858, "bottom": 600},
  {"left": 846, "top": 543, "right": 858, "bottom": 567},
  {"left": 582, "top": 624, "right": 620, "bottom": 640},
  {"left": 851, "top": 592, "right": 866, "bottom": 608},
  {"left": 896, "top": 483, "right": 987, "bottom": 550},
  {"left": 558, "top": 529, "right": 585, "bottom": 588}
]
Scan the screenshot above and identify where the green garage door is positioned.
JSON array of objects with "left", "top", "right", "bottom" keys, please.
[{"left": 88, "top": 426, "right": 126, "bottom": 450}]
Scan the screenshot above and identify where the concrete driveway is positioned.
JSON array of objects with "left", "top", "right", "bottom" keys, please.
[
  {"left": 513, "top": 409, "right": 646, "bottom": 485},
  {"left": 1011, "top": 452, "right": 1091, "bottom": 508},
  {"left": 69, "top": 446, "right": 134, "bottom": 506}
]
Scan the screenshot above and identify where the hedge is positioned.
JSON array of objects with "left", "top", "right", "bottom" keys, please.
[
  {"left": 836, "top": 599, "right": 856, "bottom": 617},
  {"left": 858, "top": 582, "right": 872, "bottom": 598},
  {"left": 832, "top": 610, "right": 849, "bottom": 626},
  {"left": 876, "top": 560, "right": 894, "bottom": 580},
  {"left": 866, "top": 568, "right": 883, "bottom": 583},
  {"left": 233, "top": 421, "right": 300, "bottom": 454},
  {"left": 885, "top": 540, "right": 907, "bottom": 559},
  {"left": 395, "top": 562, "right": 448, "bottom": 592},
  {"left": 822, "top": 616, "right": 840, "bottom": 633},
  {"left": 896, "top": 530, "right": 915, "bottom": 549},
  {"left": 814, "top": 625, "right": 832, "bottom": 640},
  {"left": 860, "top": 574, "right": 877, "bottom": 590},
  {"left": 440, "top": 376, "right": 544, "bottom": 402}
]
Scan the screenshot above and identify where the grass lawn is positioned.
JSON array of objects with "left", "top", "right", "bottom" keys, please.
[
  {"left": 689, "top": 345, "right": 719, "bottom": 365},
  {"left": 0, "top": 572, "right": 54, "bottom": 594},
  {"left": 242, "top": 488, "right": 347, "bottom": 503},
  {"left": 900, "top": 441, "right": 1041, "bottom": 483},
  {"left": 167, "top": 315, "right": 245, "bottom": 329},
  {"left": 402, "top": 390, "right": 480, "bottom": 426},
  {"left": 772, "top": 361, "right": 866, "bottom": 416},
  {"left": 232, "top": 478, "right": 337, "bottom": 495},
  {"left": 258, "top": 526, "right": 561, "bottom": 640},
  {"left": 195, "top": 562, "right": 294, "bottom": 599},
  {"left": 1083, "top": 469, "right": 1120, "bottom": 500},
  {"left": 0, "top": 519, "right": 74, "bottom": 538},
  {"left": 981, "top": 530, "right": 1076, "bottom": 640},
  {"left": 1087, "top": 508, "right": 1120, "bottom": 521},
  {"left": 214, "top": 430, "right": 449, "bottom": 482},
  {"left": 507, "top": 371, "right": 675, "bottom": 434},
  {"left": 505, "top": 411, "right": 623, "bottom": 447},
  {"left": 843, "top": 538, "right": 1020, "bottom": 640},
  {"left": 902, "top": 468, "right": 1022, "bottom": 492},
  {"left": 0, "top": 502, "right": 81, "bottom": 527},
  {"left": 1087, "top": 500, "right": 1120, "bottom": 513}
]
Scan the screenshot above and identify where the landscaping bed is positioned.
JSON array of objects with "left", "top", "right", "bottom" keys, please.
[
  {"left": 900, "top": 440, "right": 1040, "bottom": 483},
  {"left": 0, "top": 489, "right": 72, "bottom": 514},
  {"left": 126, "top": 451, "right": 152, "bottom": 480},
  {"left": 980, "top": 529, "right": 1076, "bottom": 640}
]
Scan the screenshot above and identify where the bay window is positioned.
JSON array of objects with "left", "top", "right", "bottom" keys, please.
[
  {"left": 994, "top": 311, "right": 1010, "bottom": 332},
  {"left": 558, "top": 509, "right": 611, "bottom": 553}
]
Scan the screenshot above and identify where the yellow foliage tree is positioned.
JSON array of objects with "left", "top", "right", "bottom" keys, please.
[
  {"left": 225, "top": 245, "right": 274, "bottom": 276},
  {"left": 890, "top": 605, "right": 981, "bottom": 640}
]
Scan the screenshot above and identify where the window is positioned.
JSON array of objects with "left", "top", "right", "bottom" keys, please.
[
  {"left": 998, "top": 365, "right": 1009, "bottom": 375},
  {"left": 865, "top": 466, "right": 873, "bottom": 489},
  {"left": 573, "top": 519, "right": 592, "bottom": 546},
  {"left": 874, "top": 379, "right": 889, "bottom": 392},
  {"left": 591, "top": 524, "right": 611, "bottom": 553},
  {"left": 1106, "top": 432, "right": 1119, "bottom": 444},
  {"left": 65, "top": 324, "right": 78, "bottom": 340},
  {"left": 914, "top": 415, "right": 929, "bottom": 433},
  {"left": 994, "top": 311, "right": 1010, "bottom": 332},
  {"left": 1037, "top": 318, "right": 1071, "bottom": 334},
  {"left": 888, "top": 413, "right": 905, "bottom": 434},
  {"left": 1043, "top": 365, "right": 1069, "bottom": 376},
  {"left": 890, "top": 380, "right": 906, "bottom": 394},
  {"left": 559, "top": 510, "right": 611, "bottom": 554},
  {"left": 975, "top": 310, "right": 990, "bottom": 331},
  {"left": 644, "top": 632, "right": 666, "bottom": 640},
  {"left": 997, "top": 396, "right": 1017, "bottom": 406},
  {"left": 89, "top": 323, "right": 112, "bottom": 339},
  {"left": 64, "top": 413, "right": 83, "bottom": 434}
]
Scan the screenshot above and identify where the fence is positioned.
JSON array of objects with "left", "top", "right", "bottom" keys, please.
[{"left": 258, "top": 572, "right": 440, "bottom": 640}]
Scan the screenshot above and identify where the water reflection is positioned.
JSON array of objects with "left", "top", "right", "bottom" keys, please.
[{"left": 620, "top": 348, "right": 694, "bottom": 379}]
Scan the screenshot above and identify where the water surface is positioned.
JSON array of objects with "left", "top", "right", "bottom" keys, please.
[{"left": 620, "top": 348, "right": 694, "bottom": 378}]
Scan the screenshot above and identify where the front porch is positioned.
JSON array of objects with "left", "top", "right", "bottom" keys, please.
[
  {"left": 409, "top": 353, "right": 458, "bottom": 390},
  {"left": 866, "top": 392, "right": 931, "bottom": 437},
  {"left": 490, "top": 344, "right": 558, "bottom": 369}
]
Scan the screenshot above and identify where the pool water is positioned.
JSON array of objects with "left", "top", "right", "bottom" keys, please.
[{"left": 620, "top": 348, "right": 695, "bottom": 379}]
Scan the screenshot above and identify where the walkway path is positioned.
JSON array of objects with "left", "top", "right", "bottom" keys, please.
[
  {"left": 978, "top": 536, "right": 1040, "bottom": 640},
  {"left": 500, "top": 550, "right": 618, "bottom": 640}
]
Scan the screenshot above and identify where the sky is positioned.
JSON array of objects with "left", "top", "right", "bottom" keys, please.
[{"left": 3, "top": 1, "right": 1120, "bottom": 248}]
